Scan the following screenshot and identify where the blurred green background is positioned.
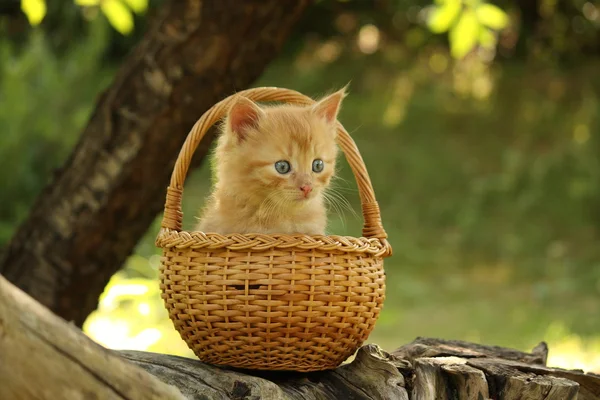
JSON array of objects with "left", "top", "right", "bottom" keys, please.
[{"left": 2, "top": 0, "right": 599, "bottom": 372}]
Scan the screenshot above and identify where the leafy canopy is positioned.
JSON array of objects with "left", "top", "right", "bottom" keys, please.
[
  {"left": 21, "top": 0, "right": 148, "bottom": 35},
  {"left": 426, "top": 0, "right": 509, "bottom": 58},
  {"left": 21, "top": 0, "right": 509, "bottom": 58}
]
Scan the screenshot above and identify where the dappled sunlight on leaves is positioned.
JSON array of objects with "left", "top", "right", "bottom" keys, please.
[
  {"left": 99, "top": 0, "right": 135, "bottom": 35},
  {"left": 450, "top": 9, "right": 480, "bottom": 59},
  {"left": 122, "top": 0, "right": 148, "bottom": 14},
  {"left": 545, "top": 322, "right": 600, "bottom": 373},
  {"left": 427, "top": 0, "right": 461, "bottom": 34},
  {"left": 425, "top": 0, "right": 509, "bottom": 59},
  {"left": 83, "top": 258, "right": 195, "bottom": 358},
  {"left": 383, "top": 75, "right": 415, "bottom": 127},
  {"left": 21, "top": 0, "right": 46, "bottom": 25},
  {"left": 22, "top": 0, "right": 149, "bottom": 35},
  {"left": 357, "top": 24, "right": 381, "bottom": 54},
  {"left": 476, "top": 3, "right": 509, "bottom": 30}
]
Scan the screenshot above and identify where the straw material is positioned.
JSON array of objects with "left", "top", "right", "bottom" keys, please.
[{"left": 156, "top": 87, "right": 392, "bottom": 372}]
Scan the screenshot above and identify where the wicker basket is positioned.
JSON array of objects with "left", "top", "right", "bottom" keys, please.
[{"left": 155, "top": 87, "right": 392, "bottom": 372}]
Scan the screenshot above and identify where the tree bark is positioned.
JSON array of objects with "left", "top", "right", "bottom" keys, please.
[
  {"left": 2, "top": 274, "right": 599, "bottom": 400},
  {"left": 125, "top": 339, "right": 600, "bottom": 400},
  {"left": 0, "top": 0, "right": 311, "bottom": 327},
  {"left": 0, "top": 274, "right": 185, "bottom": 400}
]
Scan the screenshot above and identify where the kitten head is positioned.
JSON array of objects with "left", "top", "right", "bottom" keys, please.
[{"left": 214, "top": 89, "right": 346, "bottom": 206}]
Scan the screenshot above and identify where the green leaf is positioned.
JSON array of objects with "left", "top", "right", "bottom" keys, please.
[
  {"left": 101, "top": 0, "right": 134, "bottom": 35},
  {"left": 476, "top": 3, "right": 509, "bottom": 30},
  {"left": 74, "top": 0, "right": 100, "bottom": 6},
  {"left": 122, "top": 0, "right": 148, "bottom": 13},
  {"left": 21, "top": 0, "right": 46, "bottom": 25},
  {"left": 479, "top": 28, "right": 496, "bottom": 48},
  {"left": 449, "top": 9, "right": 480, "bottom": 58},
  {"left": 427, "top": 0, "right": 462, "bottom": 33}
]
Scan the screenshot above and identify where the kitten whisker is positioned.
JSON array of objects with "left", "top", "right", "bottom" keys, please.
[
  {"left": 323, "top": 192, "right": 345, "bottom": 229},
  {"left": 326, "top": 189, "right": 358, "bottom": 219},
  {"left": 331, "top": 174, "right": 352, "bottom": 185},
  {"left": 261, "top": 194, "right": 291, "bottom": 227},
  {"left": 330, "top": 176, "right": 358, "bottom": 194},
  {"left": 329, "top": 185, "right": 357, "bottom": 194},
  {"left": 257, "top": 193, "right": 280, "bottom": 225},
  {"left": 323, "top": 188, "right": 360, "bottom": 230},
  {"left": 259, "top": 194, "right": 280, "bottom": 224}
]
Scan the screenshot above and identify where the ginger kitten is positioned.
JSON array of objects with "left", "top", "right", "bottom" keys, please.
[{"left": 195, "top": 89, "right": 346, "bottom": 235}]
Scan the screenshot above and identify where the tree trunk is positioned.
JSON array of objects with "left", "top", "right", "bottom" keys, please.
[
  {"left": 0, "top": 0, "right": 311, "bottom": 327},
  {"left": 2, "top": 274, "right": 599, "bottom": 400}
]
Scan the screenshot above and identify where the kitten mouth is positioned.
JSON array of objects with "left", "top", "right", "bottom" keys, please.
[
  {"left": 297, "top": 193, "right": 315, "bottom": 201},
  {"left": 292, "top": 194, "right": 311, "bottom": 202},
  {"left": 286, "top": 189, "right": 316, "bottom": 202}
]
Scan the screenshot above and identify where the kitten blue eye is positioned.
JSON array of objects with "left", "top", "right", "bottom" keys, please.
[
  {"left": 312, "top": 159, "right": 324, "bottom": 173},
  {"left": 274, "top": 160, "right": 291, "bottom": 174}
]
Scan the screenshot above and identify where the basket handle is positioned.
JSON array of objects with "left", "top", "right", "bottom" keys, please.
[{"left": 161, "top": 87, "right": 388, "bottom": 240}]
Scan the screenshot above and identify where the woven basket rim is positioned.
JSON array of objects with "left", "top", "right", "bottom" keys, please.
[{"left": 156, "top": 227, "right": 391, "bottom": 257}]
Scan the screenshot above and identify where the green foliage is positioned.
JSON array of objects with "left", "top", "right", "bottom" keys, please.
[
  {"left": 21, "top": 0, "right": 148, "bottom": 34},
  {"left": 98, "top": 0, "right": 134, "bottom": 35},
  {"left": 426, "top": 0, "right": 509, "bottom": 58},
  {"left": 0, "top": 19, "right": 113, "bottom": 244},
  {"left": 449, "top": 9, "right": 480, "bottom": 58},
  {"left": 21, "top": 0, "right": 46, "bottom": 25},
  {"left": 121, "top": 0, "right": 148, "bottom": 13},
  {"left": 427, "top": 0, "right": 461, "bottom": 33},
  {"left": 83, "top": 255, "right": 194, "bottom": 356},
  {"left": 475, "top": 3, "right": 508, "bottom": 30}
]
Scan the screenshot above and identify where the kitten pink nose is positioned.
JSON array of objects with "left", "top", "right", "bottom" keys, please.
[{"left": 299, "top": 185, "right": 312, "bottom": 197}]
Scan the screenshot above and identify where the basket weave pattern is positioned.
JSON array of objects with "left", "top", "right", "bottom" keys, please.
[{"left": 156, "top": 87, "right": 392, "bottom": 372}]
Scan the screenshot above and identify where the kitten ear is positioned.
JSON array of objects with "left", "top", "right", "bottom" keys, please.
[
  {"left": 228, "top": 96, "right": 265, "bottom": 141},
  {"left": 312, "top": 87, "right": 347, "bottom": 124}
]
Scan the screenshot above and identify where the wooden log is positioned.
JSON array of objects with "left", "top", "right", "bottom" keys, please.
[
  {"left": 1, "top": 274, "right": 599, "bottom": 399},
  {"left": 119, "top": 345, "right": 410, "bottom": 400},
  {"left": 467, "top": 359, "right": 578, "bottom": 400},
  {"left": 0, "top": 274, "right": 184, "bottom": 400},
  {"left": 120, "top": 339, "right": 600, "bottom": 400},
  {"left": 410, "top": 356, "right": 490, "bottom": 399},
  {"left": 441, "top": 363, "right": 490, "bottom": 399},
  {"left": 393, "top": 336, "right": 549, "bottom": 365},
  {"left": 393, "top": 337, "right": 600, "bottom": 400}
]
